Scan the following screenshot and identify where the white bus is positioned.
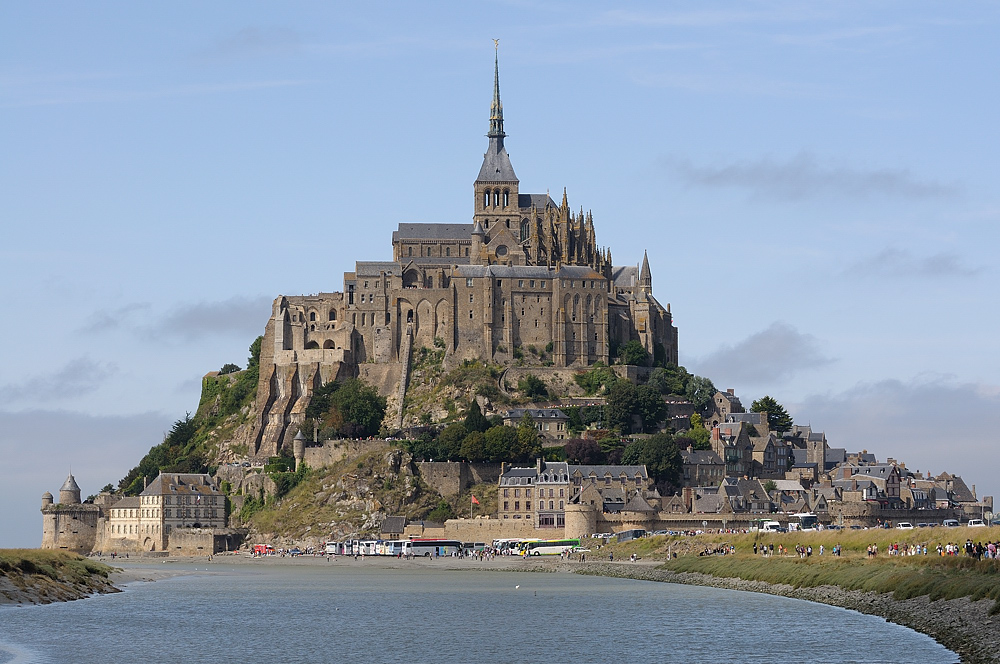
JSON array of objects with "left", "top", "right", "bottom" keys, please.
[
  {"left": 377, "top": 540, "right": 407, "bottom": 556},
  {"left": 492, "top": 538, "right": 535, "bottom": 555},
  {"left": 519, "top": 539, "right": 581, "bottom": 556},
  {"left": 791, "top": 513, "right": 819, "bottom": 531},
  {"left": 402, "top": 539, "right": 464, "bottom": 557}
]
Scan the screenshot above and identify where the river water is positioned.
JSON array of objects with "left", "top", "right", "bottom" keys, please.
[{"left": 0, "top": 562, "right": 956, "bottom": 663}]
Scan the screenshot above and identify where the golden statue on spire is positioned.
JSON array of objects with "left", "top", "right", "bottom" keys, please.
[{"left": 493, "top": 38, "right": 499, "bottom": 51}]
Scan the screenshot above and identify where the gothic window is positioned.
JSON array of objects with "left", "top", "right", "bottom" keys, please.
[
  {"left": 329, "top": 310, "right": 336, "bottom": 321},
  {"left": 519, "top": 219, "right": 529, "bottom": 241},
  {"left": 484, "top": 190, "right": 490, "bottom": 208},
  {"left": 503, "top": 189, "right": 509, "bottom": 207}
]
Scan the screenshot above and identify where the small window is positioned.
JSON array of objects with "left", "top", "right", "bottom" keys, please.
[
  {"left": 518, "top": 280, "right": 524, "bottom": 287},
  {"left": 408, "top": 247, "right": 412, "bottom": 256},
  {"left": 309, "top": 312, "right": 316, "bottom": 321},
  {"left": 467, "top": 278, "right": 474, "bottom": 287},
  {"left": 446, "top": 247, "right": 450, "bottom": 256},
  {"left": 364, "top": 281, "right": 369, "bottom": 288},
  {"left": 540, "top": 281, "right": 546, "bottom": 288},
  {"left": 470, "top": 294, "right": 474, "bottom": 303},
  {"left": 530, "top": 280, "right": 535, "bottom": 288}
]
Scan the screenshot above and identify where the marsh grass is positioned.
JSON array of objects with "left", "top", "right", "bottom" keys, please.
[
  {"left": 0, "top": 549, "right": 112, "bottom": 584},
  {"left": 603, "top": 526, "right": 1000, "bottom": 614}
]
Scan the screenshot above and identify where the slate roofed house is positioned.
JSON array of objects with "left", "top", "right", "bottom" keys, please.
[
  {"left": 501, "top": 408, "right": 569, "bottom": 440},
  {"left": 680, "top": 446, "right": 725, "bottom": 487},
  {"left": 381, "top": 516, "right": 407, "bottom": 539}
]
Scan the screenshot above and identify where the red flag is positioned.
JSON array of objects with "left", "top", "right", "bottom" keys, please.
[{"left": 471, "top": 495, "right": 480, "bottom": 505}]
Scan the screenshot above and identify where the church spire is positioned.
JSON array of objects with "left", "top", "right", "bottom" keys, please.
[
  {"left": 639, "top": 250, "right": 652, "bottom": 293},
  {"left": 488, "top": 41, "right": 505, "bottom": 143}
]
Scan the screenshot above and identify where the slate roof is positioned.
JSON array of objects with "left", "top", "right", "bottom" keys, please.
[
  {"left": 381, "top": 516, "right": 406, "bottom": 534},
  {"left": 518, "top": 193, "right": 557, "bottom": 209},
  {"left": 392, "top": 223, "right": 475, "bottom": 242},
  {"left": 504, "top": 408, "right": 568, "bottom": 420},
  {"left": 680, "top": 449, "right": 723, "bottom": 465},
  {"left": 141, "top": 473, "right": 220, "bottom": 497},
  {"left": 623, "top": 493, "right": 656, "bottom": 512},
  {"left": 111, "top": 496, "right": 140, "bottom": 509},
  {"left": 571, "top": 464, "right": 648, "bottom": 479},
  {"left": 611, "top": 265, "right": 638, "bottom": 288},
  {"left": 356, "top": 261, "right": 402, "bottom": 276},
  {"left": 60, "top": 474, "right": 80, "bottom": 492},
  {"left": 477, "top": 142, "right": 518, "bottom": 182}
]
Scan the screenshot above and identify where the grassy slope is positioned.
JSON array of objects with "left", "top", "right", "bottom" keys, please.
[
  {"left": 0, "top": 550, "right": 117, "bottom": 604},
  {"left": 596, "top": 526, "right": 1000, "bottom": 613}
]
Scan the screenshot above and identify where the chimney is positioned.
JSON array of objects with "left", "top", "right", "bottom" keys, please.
[
  {"left": 727, "top": 388, "right": 735, "bottom": 395},
  {"left": 687, "top": 445, "right": 693, "bottom": 453},
  {"left": 712, "top": 426, "right": 720, "bottom": 441},
  {"left": 536, "top": 457, "right": 542, "bottom": 473}
]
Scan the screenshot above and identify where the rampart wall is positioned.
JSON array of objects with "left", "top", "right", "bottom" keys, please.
[{"left": 416, "top": 461, "right": 503, "bottom": 497}]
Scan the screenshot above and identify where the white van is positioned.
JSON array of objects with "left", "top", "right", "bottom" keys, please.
[
  {"left": 760, "top": 521, "right": 783, "bottom": 533},
  {"left": 967, "top": 519, "right": 986, "bottom": 528},
  {"left": 895, "top": 522, "right": 914, "bottom": 530}
]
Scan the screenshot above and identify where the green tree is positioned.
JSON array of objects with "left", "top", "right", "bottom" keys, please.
[
  {"left": 685, "top": 375, "right": 717, "bottom": 413},
  {"left": 573, "top": 363, "right": 618, "bottom": 395},
  {"left": 515, "top": 413, "right": 542, "bottom": 461},
  {"left": 247, "top": 336, "right": 263, "bottom": 369},
  {"left": 763, "top": 480, "right": 778, "bottom": 494},
  {"left": 750, "top": 395, "right": 794, "bottom": 434},
  {"left": 219, "top": 363, "right": 241, "bottom": 375},
  {"left": 307, "top": 378, "right": 387, "bottom": 438},
  {"left": 605, "top": 381, "right": 638, "bottom": 434},
  {"left": 459, "top": 431, "right": 486, "bottom": 462},
  {"left": 517, "top": 374, "right": 548, "bottom": 400},
  {"left": 463, "top": 400, "right": 490, "bottom": 433},
  {"left": 622, "top": 432, "right": 681, "bottom": 488},
  {"left": 437, "top": 423, "right": 467, "bottom": 460},
  {"left": 618, "top": 339, "right": 649, "bottom": 366},
  {"left": 682, "top": 414, "right": 712, "bottom": 450},
  {"left": 647, "top": 364, "right": 691, "bottom": 396},
  {"left": 635, "top": 385, "right": 667, "bottom": 433},
  {"left": 483, "top": 425, "right": 519, "bottom": 462}
]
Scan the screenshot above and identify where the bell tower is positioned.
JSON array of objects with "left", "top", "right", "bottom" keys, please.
[{"left": 474, "top": 44, "right": 520, "bottom": 243}]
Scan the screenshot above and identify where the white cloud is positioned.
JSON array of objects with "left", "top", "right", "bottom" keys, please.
[
  {"left": 81, "top": 296, "right": 272, "bottom": 343},
  {"left": 0, "top": 358, "right": 117, "bottom": 405},
  {"left": 689, "top": 322, "right": 833, "bottom": 386},
  {"left": 669, "top": 153, "right": 958, "bottom": 201},
  {"left": 845, "top": 248, "right": 982, "bottom": 278}
]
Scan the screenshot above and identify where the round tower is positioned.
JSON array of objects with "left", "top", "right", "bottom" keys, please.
[
  {"left": 59, "top": 473, "right": 82, "bottom": 505},
  {"left": 470, "top": 221, "right": 485, "bottom": 265},
  {"left": 41, "top": 491, "right": 53, "bottom": 509},
  {"left": 292, "top": 430, "right": 306, "bottom": 471},
  {"left": 563, "top": 502, "right": 597, "bottom": 540}
]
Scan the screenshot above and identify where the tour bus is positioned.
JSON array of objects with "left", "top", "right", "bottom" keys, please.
[
  {"left": 614, "top": 528, "right": 647, "bottom": 543},
  {"left": 493, "top": 538, "right": 535, "bottom": 555},
  {"left": 377, "top": 540, "right": 407, "bottom": 556},
  {"left": 519, "top": 539, "right": 581, "bottom": 556},
  {"left": 790, "top": 513, "right": 819, "bottom": 531},
  {"left": 402, "top": 539, "right": 464, "bottom": 557},
  {"left": 324, "top": 541, "right": 341, "bottom": 555}
]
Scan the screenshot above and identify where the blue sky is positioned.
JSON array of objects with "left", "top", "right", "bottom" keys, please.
[{"left": 2, "top": 2, "right": 998, "bottom": 546}]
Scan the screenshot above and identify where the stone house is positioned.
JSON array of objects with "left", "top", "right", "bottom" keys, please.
[
  {"left": 679, "top": 446, "right": 725, "bottom": 487},
  {"left": 501, "top": 408, "right": 569, "bottom": 440}
]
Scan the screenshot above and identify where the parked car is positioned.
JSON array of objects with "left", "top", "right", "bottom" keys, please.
[
  {"left": 896, "top": 522, "right": 914, "bottom": 530},
  {"left": 967, "top": 519, "right": 986, "bottom": 528},
  {"left": 942, "top": 519, "right": 960, "bottom": 527},
  {"left": 289, "top": 548, "right": 303, "bottom": 556}
]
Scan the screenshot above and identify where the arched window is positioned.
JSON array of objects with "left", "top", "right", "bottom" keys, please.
[
  {"left": 503, "top": 189, "right": 509, "bottom": 207},
  {"left": 520, "top": 219, "right": 529, "bottom": 242},
  {"left": 483, "top": 190, "right": 490, "bottom": 208},
  {"left": 309, "top": 312, "right": 316, "bottom": 321},
  {"left": 445, "top": 247, "right": 450, "bottom": 256},
  {"left": 408, "top": 246, "right": 413, "bottom": 256},
  {"left": 329, "top": 310, "right": 336, "bottom": 321},
  {"left": 493, "top": 190, "right": 500, "bottom": 207}
]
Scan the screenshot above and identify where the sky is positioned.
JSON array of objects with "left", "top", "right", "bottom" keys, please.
[{"left": 2, "top": 2, "right": 998, "bottom": 547}]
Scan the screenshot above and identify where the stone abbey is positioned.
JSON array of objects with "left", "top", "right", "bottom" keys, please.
[{"left": 249, "top": 54, "right": 678, "bottom": 457}]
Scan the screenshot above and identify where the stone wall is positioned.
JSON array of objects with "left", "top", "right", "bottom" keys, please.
[
  {"left": 303, "top": 439, "right": 391, "bottom": 470},
  {"left": 443, "top": 518, "right": 556, "bottom": 543},
  {"left": 167, "top": 528, "right": 247, "bottom": 555},
  {"left": 41, "top": 505, "right": 102, "bottom": 553},
  {"left": 416, "top": 461, "right": 503, "bottom": 497}
]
